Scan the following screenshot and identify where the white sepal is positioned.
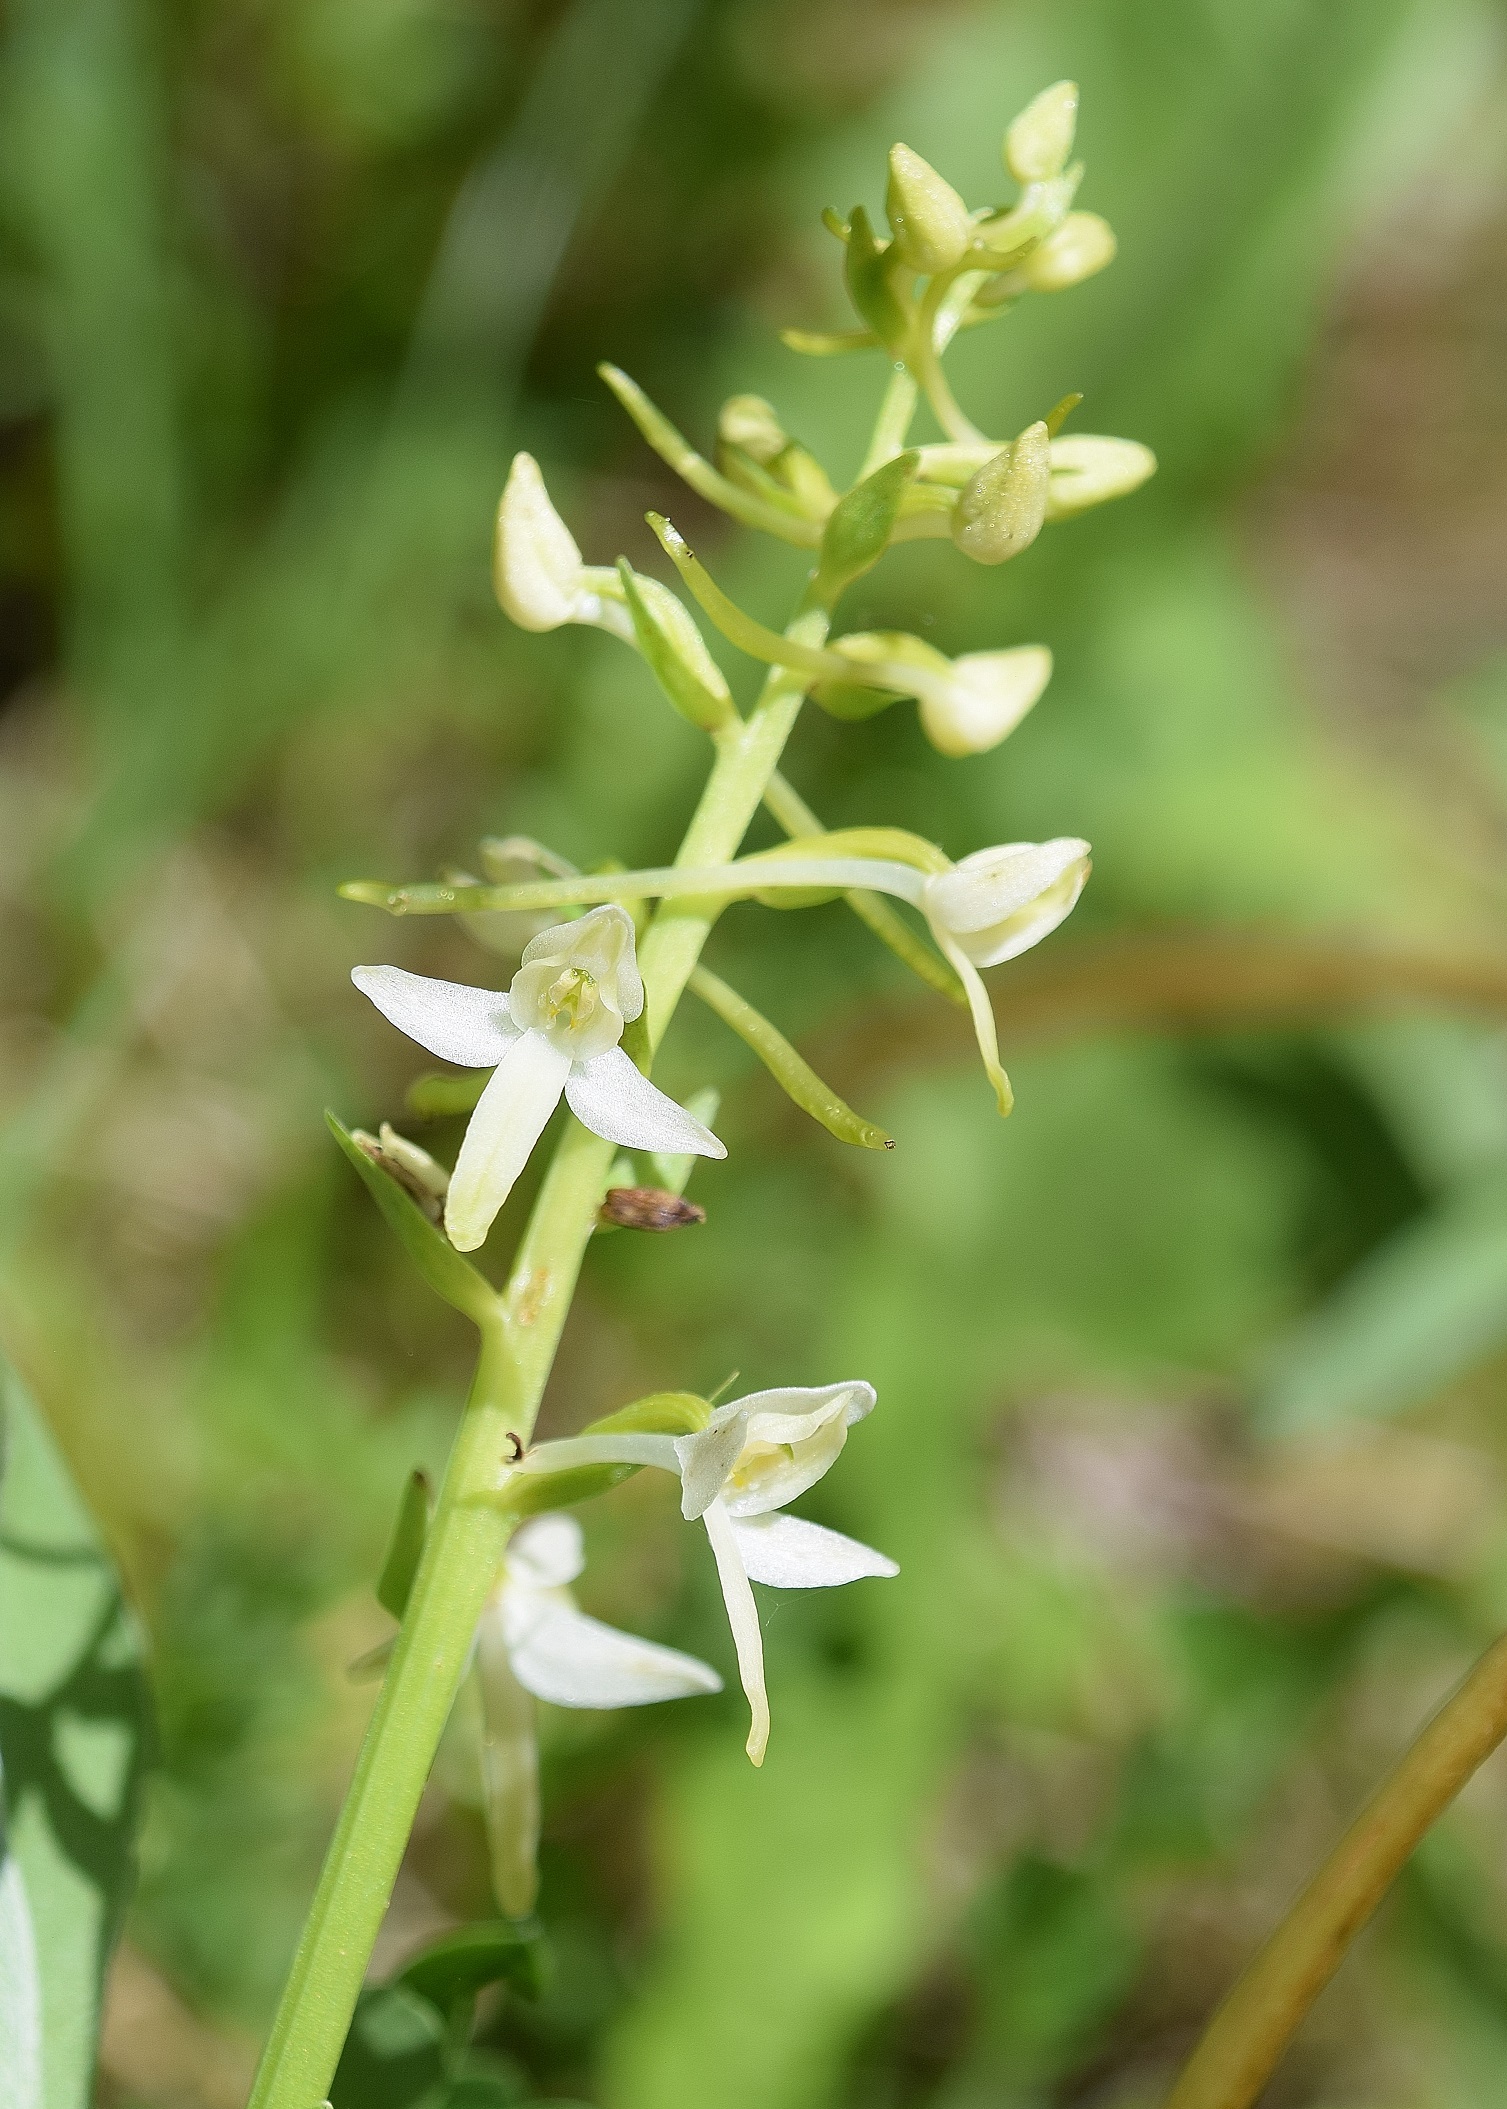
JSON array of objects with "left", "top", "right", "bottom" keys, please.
[
  {"left": 674, "top": 1414, "right": 751, "bottom": 1521},
  {"left": 729, "top": 1511, "right": 898, "bottom": 1588},
  {"left": 474, "top": 1606, "right": 542, "bottom": 1917},
  {"left": 506, "top": 1512, "right": 586, "bottom": 1589},
  {"left": 507, "top": 1599, "right": 722, "bottom": 1709},
  {"left": 922, "top": 837, "right": 1090, "bottom": 967},
  {"left": 565, "top": 1047, "right": 727, "bottom": 1160},
  {"left": 351, "top": 965, "right": 518, "bottom": 1068},
  {"left": 445, "top": 1033, "right": 572, "bottom": 1250}
]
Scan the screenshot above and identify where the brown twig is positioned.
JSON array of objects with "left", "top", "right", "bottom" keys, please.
[{"left": 1164, "top": 1630, "right": 1507, "bottom": 2109}]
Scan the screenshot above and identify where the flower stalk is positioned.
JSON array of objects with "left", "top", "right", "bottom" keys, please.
[
  {"left": 247, "top": 607, "right": 831, "bottom": 2109},
  {"left": 251, "top": 83, "right": 1152, "bottom": 2106}
]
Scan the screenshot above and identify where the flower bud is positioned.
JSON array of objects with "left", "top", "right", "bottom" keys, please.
[
  {"left": 1018, "top": 211, "right": 1115, "bottom": 291},
  {"left": 352, "top": 1123, "right": 450, "bottom": 1221},
  {"left": 1004, "top": 80, "right": 1078, "bottom": 184},
  {"left": 916, "top": 645, "right": 1052, "bottom": 758},
  {"left": 922, "top": 838, "right": 1090, "bottom": 966},
  {"left": 1046, "top": 434, "right": 1157, "bottom": 520},
  {"left": 951, "top": 422, "right": 1050, "bottom": 565},
  {"left": 718, "top": 395, "right": 788, "bottom": 466},
  {"left": 492, "top": 452, "right": 586, "bottom": 631},
  {"left": 885, "top": 144, "right": 972, "bottom": 275}
]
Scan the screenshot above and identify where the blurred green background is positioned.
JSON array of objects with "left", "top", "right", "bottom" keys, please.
[{"left": 4, "top": 0, "right": 1507, "bottom": 2101}]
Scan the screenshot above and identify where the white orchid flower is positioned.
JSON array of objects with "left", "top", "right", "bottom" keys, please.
[
  {"left": 919, "top": 838, "right": 1090, "bottom": 967},
  {"left": 353, "top": 905, "right": 725, "bottom": 1250},
  {"left": 431, "top": 835, "right": 1090, "bottom": 1119},
  {"left": 517, "top": 1382, "right": 897, "bottom": 1765},
  {"left": 472, "top": 1512, "right": 721, "bottom": 1914}
]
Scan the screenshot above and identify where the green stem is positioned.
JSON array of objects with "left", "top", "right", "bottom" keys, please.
[
  {"left": 1164, "top": 1630, "right": 1507, "bottom": 2109},
  {"left": 908, "top": 274, "right": 986, "bottom": 445},
  {"left": 246, "top": 605, "right": 829, "bottom": 2109},
  {"left": 857, "top": 366, "right": 919, "bottom": 477}
]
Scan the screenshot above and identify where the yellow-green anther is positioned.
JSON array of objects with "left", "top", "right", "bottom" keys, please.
[
  {"left": 1004, "top": 79, "right": 1078, "bottom": 183},
  {"left": 885, "top": 144, "right": 972, "bottom": 275},
  {"left": 689, "top": 965, "right": 894, "bottom": 1151},
  {"left": 952, "top": 421, "right": 1051, "bottom": 565},
  {"left": 718, "top": 395, "right": 788, "bottom": 465},
  {"left": 545, "top": 967, "right": 598, "bottom": 1030},
  {"left": 1018, "top": 212, "right": 1116, "bottom": 292}
]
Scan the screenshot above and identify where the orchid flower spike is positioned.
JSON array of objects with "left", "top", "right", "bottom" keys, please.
[
  {"left": 472, "top": 1513, "right": 721, "bottom": 1914},
  {"left": 520, "top": 1381, "right": 896, "bottom": 1764},
  {"left": 353, "top": 905, "right": 725, "bottom": 1250}
]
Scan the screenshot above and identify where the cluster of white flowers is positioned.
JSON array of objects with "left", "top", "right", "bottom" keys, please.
[{"left": 341, "top": 76, "right": 1147, "bottom": 1928}]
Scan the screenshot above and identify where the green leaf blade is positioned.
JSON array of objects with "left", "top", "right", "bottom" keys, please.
[{"left": 0, "top": 1360, "right": 150, "bottom": 2109}]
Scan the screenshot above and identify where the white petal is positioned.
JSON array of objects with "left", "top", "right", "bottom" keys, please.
[
  {"left": 735, "top": 1380, "right": 876, "bottom": 1446},
  {"left": 445, "top": 1032, "right": 571, "bottom": 1250},
  {"left": 352, "top": 964, "right": 518, "bottom": 1067},
  {"left": 565, "top": 1048, "right": 727, "bottom": 1159},
  {"left": 935, "top": 927, "right": 1014, "bottom": 1117},
  {"left": 729, "top": 1511, "right": 899, "bottom": 1588},
  {"left": 507, "top": 1599, "right": 722, "bottom": 1708},
  {"left": 674, "top": 1413, "right": 750, "bottom": 1521},
  {"left": 474, "top": 1606, "right": 541, "bottom": 1917},
  {"left": 703, "top": 1499, "right": 770, "bottom": 1765},
  {"left": 507, "top": 1513, "right": 585, "bottom": 1589}
]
